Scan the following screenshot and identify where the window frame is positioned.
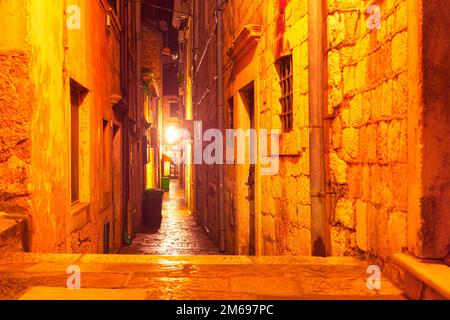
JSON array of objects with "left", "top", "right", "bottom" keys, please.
[
  {"left": 70, "top": 87, "right": 81, "bottom": 204},
  {"left": 70, "top": 80, "right": 88, "bottom": 206},
  {"left": 276, "top": 55, "right": 294, "bottom": 133}
]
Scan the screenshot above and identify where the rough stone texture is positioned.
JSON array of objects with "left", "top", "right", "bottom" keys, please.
[
  {"left": 325, "top": 0, "right": 449, "bottom": 289},
  {"left": 220, "top": 0, "right": 312, "bottom": 255},
  {"left": 191, "top": 0, "right": 222, "bottom": 250},
  {"left": 0, "top": 253, "right": 403, "bottom": 300},
  {"left": 197, "top": 0, "right": 449, "bottom": 272},
  {"left": 0, "top": 0, "right": 142, "bottom": 254},
  {"left": 0, "top": 1, "right": 33, "bottom": 256},
  {"left": 0, "top": 217, "right": 24, "bottom": 257},
  {"left": 326, "top": 0, "right": 410, "bottom": 272},
  {"left": 0, "top": 51, "right": 33, "bottom": 215}
]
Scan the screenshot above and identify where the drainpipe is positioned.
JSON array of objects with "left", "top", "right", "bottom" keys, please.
[
  {"left": 136, "top": 0, "right": 142, "bottom": 119},
  {"left": 217, "top": 0, "right": 226, "bottom": 252},
  {"left": 308, "top": 0, "right": 329, "bottom": 256}
]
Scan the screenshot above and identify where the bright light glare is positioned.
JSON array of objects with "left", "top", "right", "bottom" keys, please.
[{"left": 165, "top": 126, "right": 180, "bottom": 145}]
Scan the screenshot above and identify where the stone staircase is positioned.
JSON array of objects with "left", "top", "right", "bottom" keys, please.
[{"left": 0, "top": 253, "right": 404, "bottom": 300}]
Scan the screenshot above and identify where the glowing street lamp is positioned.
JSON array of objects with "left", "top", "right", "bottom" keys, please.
[{"left": 165, "top": 126, "right": 180, "bottom": 145}]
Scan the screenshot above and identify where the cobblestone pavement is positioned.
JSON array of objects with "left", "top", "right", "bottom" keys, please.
[
  {"left": 0, "top": 253, "right": 404, "bottom": 300},
  {"left": 120, "top": 180, "right": 219, "bottom": 255}
]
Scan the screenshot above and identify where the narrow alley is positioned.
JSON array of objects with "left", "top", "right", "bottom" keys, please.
[
  {"left": 0, "top": 0, "right": 449, "bottom": 303},
  {"left": 120, "top": 180, "right": 219, "bottom": 255}
]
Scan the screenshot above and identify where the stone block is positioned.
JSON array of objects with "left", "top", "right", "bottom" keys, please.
[
  {"left": 391, "top": 32, "right": 407, "bottom": 72},
  {"left": 377, "top": 122, "right": 389, "bottom": 162},
  {"left": 349, "top": 94, "right": 364, "bottom": 127},
  {"left": 343, "top": 65, "right": 356, "bottom": 95},
  {"left": 366, "top": 124, "right": 377, "bottom": 162},
  {"left": 392, "top": 164, "right": 408, "bottom": 211},
  {"left": 388, "top": 210, "right": 406, "bottom": 254},
  {"left": 330, "top": 151, "right": 347, "bottom": 184},
  {"left": 347, "top": 165, "right": 363, "bottom": 199},
  {"left": 371, "top": 86, "right": 382, "bottom": 120},
  {"left": 342, "top": 127, "right": 359, "bottom": 160},
  {"left": 328, "top": 50, "right": 342, "bottom": 87},
  {"left": 331, "top": 117, "right": 343, "bottom": 149},
  {"left": 392, "top": 72, "right": 408, "bottom": 116},
  {"left": 328, "top": 13, "right": 345, "bottom": 47},
  {"left": 381, "top": 80, "right": 393, "bottom": 117},
  {"left": 335, "top": 198, "right": 355, "bottom": 229},
  {"left": 354, "top": 58, "right": 367, "bottom": 91}
]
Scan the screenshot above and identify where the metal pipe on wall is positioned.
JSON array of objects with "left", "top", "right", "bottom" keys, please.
[
  {"left": 308, "top": 0, "right": 329, "bottom": 257},
  {"left": 217, "top": 0, "right": 226, "bottom": 252},
  {"left": 136, "top": 0, "right": 142, "bottom": 120}
]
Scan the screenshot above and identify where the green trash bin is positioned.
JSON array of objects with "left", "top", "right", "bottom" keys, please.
[{"left": 161, "top": 177, "right": 170, "bottom": 192}]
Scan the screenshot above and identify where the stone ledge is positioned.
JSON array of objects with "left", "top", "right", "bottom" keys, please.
[
  {"left": 0, "top": 217, "right": 23, "bottom": 256},
  {"left": 394, "top": 253, "right": 450, "bottom": 299}
]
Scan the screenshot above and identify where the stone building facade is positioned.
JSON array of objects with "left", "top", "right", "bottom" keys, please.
[
  {"left": 190, "top": 0, "right": 449, "bottom": 276},
  {"left": 190, "top": 0, "right": 223, "bottom": 246},
  {"left": 0, "top": 0, "right": 145, "bottom": 254}
]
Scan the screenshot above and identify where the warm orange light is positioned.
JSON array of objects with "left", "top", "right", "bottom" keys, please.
[{"left": 165, "top": 126, "right": 180, "bottom": 145}]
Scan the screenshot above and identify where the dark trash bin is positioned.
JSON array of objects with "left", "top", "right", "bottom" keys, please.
[{"left": 143, "top": 189, "right": 164, "bottom": 227}]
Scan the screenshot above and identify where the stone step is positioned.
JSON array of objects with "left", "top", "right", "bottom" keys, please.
[
  {"left": 0, "top": 253, "right": 404, "bottom": 300},
  {"left": 0, "top": 216, "right": 25, "bottom": 257},
  {"left": 19, "top": 287, "right": 149, "bottom": 300}
]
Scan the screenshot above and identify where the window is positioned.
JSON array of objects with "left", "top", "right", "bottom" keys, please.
[
  {"left": 70, "top": 80, "right": 88, "bottom": 203},
  {"left": 71, "top": 87, "right": 81, "bottom": 203},
  {"left": 108, "top": 0, "right": 118, "bottom": 15},
  {"left": 227, "top": 97, "right": 234, "bottom": 129},
  {"left": 70, "top": 80, "right": 88, "bottom": 204},
  {"left": 276, "top": 55, "right": 293, "bottom": 132},
  {"left": 170, "top": 103, "right": 178, "bottom": 118},
  {"left": 102, "top": 119, "right": 112, "bottom": 209}
]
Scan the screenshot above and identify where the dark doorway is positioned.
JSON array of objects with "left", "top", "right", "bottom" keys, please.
[{"left": 240, "top": 82, "right": 256, "bottom": 256}]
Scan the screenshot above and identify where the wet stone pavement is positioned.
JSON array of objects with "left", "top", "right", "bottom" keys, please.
[
  {"left": 0, "top": 254, "right": 403, "bottom": 300},
  {"left": 0, "top": 179, "right": 404, "bottom": 300},
  {"left": 120, "top": 179, "right": 219, "bottom": 255}
]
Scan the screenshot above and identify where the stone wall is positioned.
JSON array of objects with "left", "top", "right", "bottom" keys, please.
[
  {"left": 326, "top": 0, "right": 410, "bottom": 273},
  {"left": 142, "top": 24, "right": 163, "bottom": 83},
  {"left": 192, "top": 0, "right": 221, "bottom": 247},
  {"left": 222, "top": 0, "right": 311, "bottom": 255},
  {"left": 259, "top": 0, "right": 311, "bottom": 255},
  {"left": 0, "top": 216, "right": 26, "bottom": 257},
  {"left": 199, "top": 0, "right": 446, "bottom": 271},
  {"left": 0, "top": 1, "right": 33, "bottom": 225},
  {"left": 0, "top": 0, "right": 129, "bottom": 253}
]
